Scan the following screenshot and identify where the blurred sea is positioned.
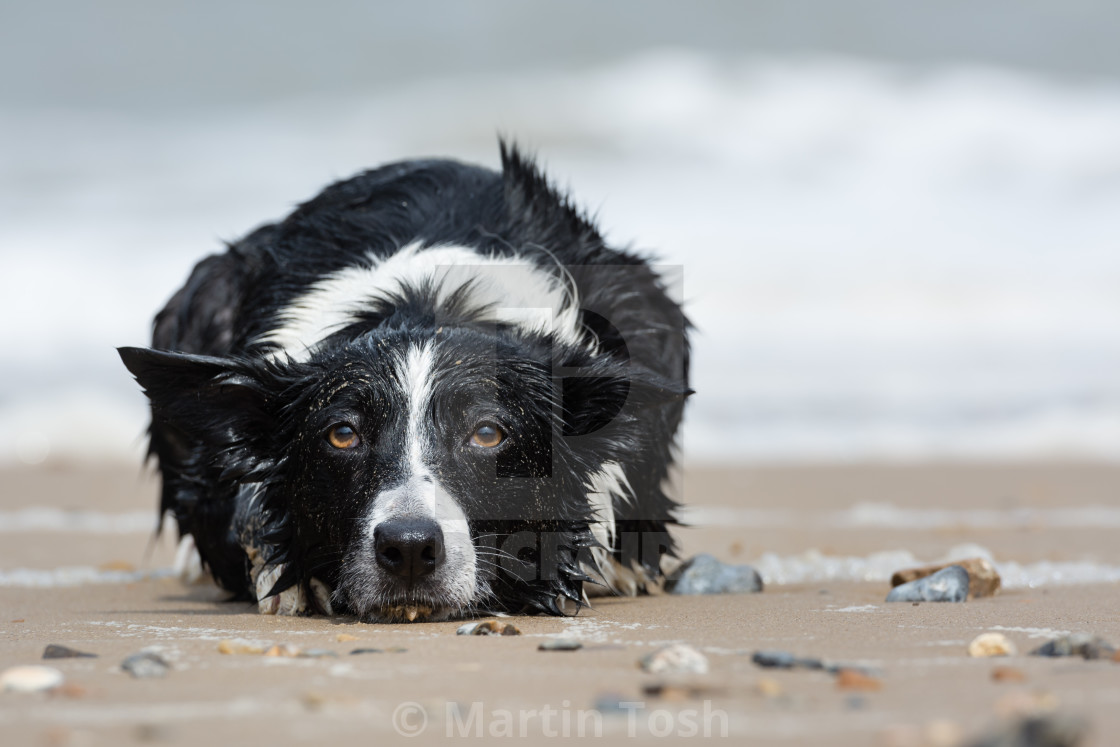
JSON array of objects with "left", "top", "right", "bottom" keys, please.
[{"left": 2, "top": 11, "right": 1119, "bottom": 465}]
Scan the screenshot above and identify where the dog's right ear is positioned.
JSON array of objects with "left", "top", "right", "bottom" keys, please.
[{"left": 118, "top": 347, "right": 292, "bottom": 479}]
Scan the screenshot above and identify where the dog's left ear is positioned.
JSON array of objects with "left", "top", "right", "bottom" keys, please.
[
  {"left": 118, "top": 347, "right": 295, "bottom": 479},
  {"left": 559, "top": 359, "right": 691, "bottom": 440}
]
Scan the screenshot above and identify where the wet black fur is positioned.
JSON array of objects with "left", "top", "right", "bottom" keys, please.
[{"left": 119, "top": 143, "right": 691, "bottom": 618}]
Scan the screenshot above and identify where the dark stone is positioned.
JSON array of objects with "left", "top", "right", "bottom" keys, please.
[
  {"left": 751, "top": 650, "right": 824, "bottom": 670},
  {"left": 885, "top": 565, "right": 969, "bottom": 603},
  {"left": 1030, "top": 633, "right": 1115, "bottom": 660},
  {"left": 350, "top": 648, "right": 384, "bottom": 655},
  {"left": 665, "top": 554, "right": 763, "bottom": 595},
  {"left": 965, "top": 714, "right": 1088, "bottom": 747},
  {"left": 538, "top": 638, "right": 583, "bottom": 651},
  {"left": 121, "top": 652, "right": 170, "bottom": 679},
  {"left": 43, "top": 644, "right": 97, "bottom": 659}
]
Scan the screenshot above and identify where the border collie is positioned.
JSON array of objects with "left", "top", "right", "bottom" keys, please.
[{"left": 119, "top": 143, "right": 690, "bottom": 622}]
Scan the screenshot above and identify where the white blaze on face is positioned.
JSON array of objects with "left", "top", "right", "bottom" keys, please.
[{"left": 362, "top": 339, "right": 476, "bottom": 606}]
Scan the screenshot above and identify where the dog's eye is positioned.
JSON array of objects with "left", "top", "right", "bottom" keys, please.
[
  {"left": 326, "top": 423, "right": 360, "bottom": 450},
  {"left": 469, "top": 423, "right": 505, "bottom": 449}
]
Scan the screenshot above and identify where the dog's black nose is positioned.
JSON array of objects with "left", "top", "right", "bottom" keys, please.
[{"left": 373, "top": 517, "right": 445, "bottom": 582}]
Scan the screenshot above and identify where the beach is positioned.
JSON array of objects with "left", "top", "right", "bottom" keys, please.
[{"left": 2, "top": 462, "right": 1118, "bottom": 745}]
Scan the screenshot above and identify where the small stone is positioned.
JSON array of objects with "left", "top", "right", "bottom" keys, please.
[
  {"left": 968, "top": 633, "right": 1017, "bottom": 658},
  {"left": 639, "top": 644, "right": 709, "bottom": 675},
  {"left": 835, "top": 669, "right": 882, "bottom": 691},
  {"left": 263, "top": 644, "right": 302, "bottom": 657},
  {"left": 1030, "top": 633, "right": 1115, "bottom": 660},
  {"left": 43, "top": 644, "right": 97, "bottom": 659},
  {"left": 457, "top": 621, "right": 521, "bottom": 636},
  {"left": 885, "top": 565, "right": 969, "bottom": 603},
  {"left": 218, "top": 638, "right": 270, "bottom": 655},
  {"left": 0, "top": 665, "right": 64, "bottom": 692},
  {"left": 386, "top": 646, "right": 408, "bottom": 653},
  {"left": 750, "top": 650, "right": 824, "bottom": 670},
  {"left": 538, "top": 638, "right": 583, "bottom": 651},
  {"left": 642, "top": 682, "right": 720, "bottom": 701},
  {"left": 968, "top": 714, "right": 1085, "bottom": 747},
  {"left": 298, "top": 649, "right": 339, "bottom": 658},
  {"left": 53, "top": 682, "right": 88, "bottom": 699},
  {"left": 349, "top": 648, "right": 384, "bottom": 655},
  {"left": 751, "top": 650, "right": 795, "bottom": 669},
  {"left": 664, "top": 554, "right": 764, "bottom": 595},
  {"left": 121, "top": 652, "right": 169, "bottom": 679},
  {"left": 756, "top": 677, "right": 783, "bottom": 697},
  {"left": 98, "top": 560, "right": 136, "bottom": 572},
  {"left": 336, "top": 633, "right": 359, "bottom": 642},
  {"left": 991, "top": 666, "right": 1027, "bottom": 683},
  {"left": 593, "top": 692, "right": 636, "bottom": 715},
  {"left": 891, "top": 557, "right": 1001, "bottom": 599}
]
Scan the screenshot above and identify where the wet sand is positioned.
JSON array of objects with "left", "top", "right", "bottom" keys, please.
[{"left": 2, "top": 463, "right": 1119, "bottom": 745}]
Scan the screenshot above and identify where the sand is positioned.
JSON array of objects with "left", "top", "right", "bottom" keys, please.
[{"left": 2, "top": 463, "right": 1119, "bottom": 745}]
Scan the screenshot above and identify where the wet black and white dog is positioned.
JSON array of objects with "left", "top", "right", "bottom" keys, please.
[{"left": 120, "top": 144, "right": 690, "bottom": 622}]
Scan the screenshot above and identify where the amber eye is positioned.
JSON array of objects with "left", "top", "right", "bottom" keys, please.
[
  {"left": 326, "top": 423, "right": 360, "bottom": 450},
  {"left": 469, "top": 422, "right": 505, "bottom": 449}
]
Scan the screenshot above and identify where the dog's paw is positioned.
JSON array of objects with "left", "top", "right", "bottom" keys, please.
[{"left": 254, "top": 564, "right": 334, "bottom": 616}]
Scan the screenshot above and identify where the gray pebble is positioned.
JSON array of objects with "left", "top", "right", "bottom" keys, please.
[
  {"left": 121, "top": 652, "right": 170, "bottom": 679},
  {"left": 349, "top": 648, "right": 384, "bottom": 655},
  {"left": 1030, "top": 633, "right": 1115, "bottom": 660},
  {"left": 538, "top": 638, "right": 583, "bottom": 651},
  {"left": 43, "top": 644, "right": 97, "bottom": 659},
  {"left": 594, "top": 692, "right": 639, "bottom": 715},
  {"left": 751, "top": 650, "right": 825, "bottom": 670},
  {"left": 965, "top": 713, "right": 1087, "bottom": 747},
  {"left": 665, "top": 554, "right": 763, "bottom": 595},
  {"left": 885, "top": 565, "right": 969, "bottom": 603},
  {"left": 298, "top": 649, "right": 338, "bottom": 658}
]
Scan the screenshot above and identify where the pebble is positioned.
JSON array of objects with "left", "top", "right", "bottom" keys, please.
[
  {"left": 298, "top": 649, "right": 339, "bottom": 658},
  {"left": 639, "top": 644, "right": 709, "bottom": 675},
  {"left": 218, "top": 638, "right": 270, "bottom": 655},
  {"left": 264, "top": 644, "right": 302, "bottom": 657},
  {"left": 121, "top": 652, "right": 170, "bottom": 679},
  {"left": 891, "top": 557, "right": 1001, "bottom": 599},
  {"left": 0, "top": 665, "right": 64, "bottom": 693},
  {"left": 456, "top": 621, "right": 521, "bottom": 636},
  {"left": 885, "top": 565, "right": 969, "bottom": 603},
  {"left": 966, "top": 714, "right": 1085, "bottom": 747},
  {"left": 642, "top": 682, "right": 721, "bottom": 701},
  {"left": 1030, "top": 633, "right": 1115, "bottom": 660},
  {"left": 593, "top": 692, "right": 636, "bottom": 715},
  {"left": 968, "top": 632, "right": 1017, "bottom": 658},
  {"left": 664, "top": 554, "right": 764, "bottom": 595},
  {"left": 835, "top": 669, "right": 882, "bottom": 691},
  {"left": 42, "top": 644, "right": 97, "bottom": 659},
  {"left": 336, "top": 633, "right": 359, "bottom": 642},
  {"left": 750, "top": 650, "right": 824, "bottom": 670},
  {"left": 349, "top": 648, "right": 384, "bottom": 655},
  {"left": 755, "top": 678, "right": 783, "bottom": 697},
  {"left": 991, "top": 666, "right": 1027, "bottom": 683},
  {"left": 538, "top": 638, "right": 583, "bottom": 651}
]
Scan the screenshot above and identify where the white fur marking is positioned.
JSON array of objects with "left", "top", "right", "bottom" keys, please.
[
  {"left": 584, "top": 462, "right": 650, "bottom": 595},
  {"left": 402, "top": 341, "right": 436, "bottom": 478},
  {"left": 259, "top": 242, "right": 586, "bottom": 360},
  {"left": 173, "top": 535, "right": 205, "bottom": 585}
]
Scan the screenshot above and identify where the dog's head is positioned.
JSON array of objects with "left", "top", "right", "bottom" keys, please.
[{"left": 121, "top": 320, "right": 684, "bottom": 621}]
